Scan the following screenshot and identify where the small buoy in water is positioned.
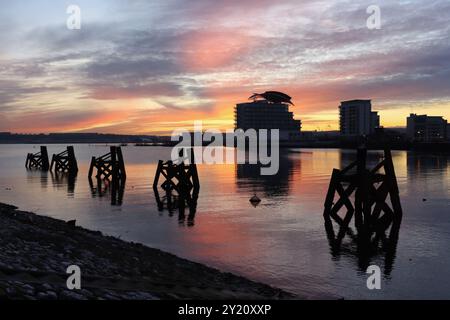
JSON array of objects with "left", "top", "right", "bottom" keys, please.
[{"left": 250, "top": 194, "right": 261, "bottom": 207}]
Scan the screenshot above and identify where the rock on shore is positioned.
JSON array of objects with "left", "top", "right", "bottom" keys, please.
[{"left": 0, "top": 203, "right": 295, "bottom": 300}]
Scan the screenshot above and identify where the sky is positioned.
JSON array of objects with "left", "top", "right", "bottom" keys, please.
[{"left": 0, "top": 0, "right": 449, "bottom": 134}]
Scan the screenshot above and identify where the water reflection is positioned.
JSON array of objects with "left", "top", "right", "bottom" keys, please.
[
  {"left": 153, "top": 187, "right": 199, "bottom": 226},
  {"left": 26, "top": 169, "right": 49, "bottom": 189},
  {"left": 88, "top": 177, "right": 125, "bottom": 206},
  {"left": 407, "top": 152, "right": 449, "bottom": 179},
  {"left": 339, "top": 150, "right": 385, "bottom": 169},
  {"left": 235, "top": 150, "right": 300, "bottom": 197},
  {"left": 325, "top": 219, "right": 401, "bottom": 277},
  {"left": 26, "top": 168, "right": 78, "bottom": 197},
  {"left": 50, "top": 172, "right": 77, "bottom": 197}
]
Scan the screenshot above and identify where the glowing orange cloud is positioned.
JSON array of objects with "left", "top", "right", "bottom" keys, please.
[{"left": 179, "top": 30, "right": 256, "bottom": 72}]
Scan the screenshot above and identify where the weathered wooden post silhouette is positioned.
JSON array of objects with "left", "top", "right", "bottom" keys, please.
[
  {"left": 50, "top": 146, "right": 78, "bottom": 174},
  {"left": 25, "top": 146, "right": 50, "bottom": 171},
  {"left": 153, "top": 150, "right": 200, "bottom": 223},
  {"left": 88, "top": 146, "right": 126, "bottom": 181},
  {"left": 153, "top": 161, "right": 199, "bottom": 196},
  {"left": 323, "top": 148, "right": 403, "bottom": 275},
  {"left": 88, "top": 146, "right": 126, "bottom": 205}
]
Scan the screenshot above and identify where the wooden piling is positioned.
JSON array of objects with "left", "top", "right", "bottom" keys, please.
[
  {"left": 153, "top": 156, "right": 200, "bottom": 220},
  {"left": 88, "top": 146, "right": 126, "bottom": 205},
  {"left": 88, "top": 146, "right": 126, "bottom": 181},
  {"left": 323, "top": 148, "right": 402, "bottom": 232},
  {"left": 50, "top": 146, "right": 78, "bottom": 174},
  {"left": 26, "top": 146, "right": 49, "bottom": 171}
]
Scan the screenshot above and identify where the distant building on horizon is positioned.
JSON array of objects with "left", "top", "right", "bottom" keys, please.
[
  {"left": 339, "top": 100, "right": 380, "bottom": 136},
  {"left": 235, "top": 93, "right": 302, "bottom": 141},
  {"left": 406, "top": 113, "right": 448, "bottom": 142}
]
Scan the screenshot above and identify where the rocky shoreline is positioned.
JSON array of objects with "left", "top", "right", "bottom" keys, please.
[{"left": 0, "top": 203, "right": 295, "bottom": 300}]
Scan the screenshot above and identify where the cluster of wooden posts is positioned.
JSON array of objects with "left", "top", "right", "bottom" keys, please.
[
  {"left": 26, "top": 146, "right": 78, "bottom": 175},
  {"left": 25, "top": 146, "right": 128, "bottom": 205},
  {"left": 25, "top": 146, "right": 50, "bottom": 171},
  {"left": 323, "top": 148, "right": 403, "bottom": 274},
  {"left": 153, "top": 158, "right": 200, "bottom": 226},
  {"left": 87, "top": 146, "right": 127, "bottom": 205},
  {"left": 26, "top": 146, "right": 201, "bottom": 214}
]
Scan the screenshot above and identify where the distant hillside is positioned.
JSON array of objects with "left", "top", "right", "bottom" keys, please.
[{"left": 0, "top": 132, "right": 169, "bottom": 144}]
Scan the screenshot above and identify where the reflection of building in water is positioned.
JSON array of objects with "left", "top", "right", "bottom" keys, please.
[
  {"left": 339, "top": 150, "right": 385, "bottom": 171},
  {"left": 407, "top": 152, "right": 449, "bottom": 179},
  {"left": 406, "top": 152, "right": 449, "bottom": 195},
  {"left": 235, "top": 151, "right": 299, "bottom": 198},
  {"left": 88, "top": 177, "right": 125, "bottom": 206}
]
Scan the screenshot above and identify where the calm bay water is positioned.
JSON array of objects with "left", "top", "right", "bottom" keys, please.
[{"left": 1, "top": 144, "right": 450, "bottom": 299}]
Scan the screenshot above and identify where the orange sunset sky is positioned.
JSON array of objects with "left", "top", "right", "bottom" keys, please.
[{"left": 1, "top": 0, "right": 450, "bottom": 135}]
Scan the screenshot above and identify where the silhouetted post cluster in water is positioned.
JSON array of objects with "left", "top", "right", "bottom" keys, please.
[
  {"left": 24, "top": 146, "right": 202, "bottom": 221},
  {"left": 88, "top": 146, "right": 126, "bottom": 205},
  {"left": 323, "top": 148, "right": 403, "bottom": 275},
  {"left": 153, "top": 155, "right": 200, "bottom": 226},
  {"left": 88, "top": 146, "right": 126, "bottom": 181},
  {"left": 50, "top": 146, "right": 78, "bottom": 175},
  {"left": 25, "top": 146, "right": 50, "bottom": 171},
  {"left": 26, "top": 145, "right": 79, "bottom": 200}
]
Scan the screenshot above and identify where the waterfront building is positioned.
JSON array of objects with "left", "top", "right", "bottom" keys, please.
[
  {"left": 339, "top": 100, "right": 380, "bottom": 136},
  {"left": 235, "top": 92, "right": 302, "bottom": 141},
  {"left": 406, "top": 113, "right": 448, "bottom": 142}
]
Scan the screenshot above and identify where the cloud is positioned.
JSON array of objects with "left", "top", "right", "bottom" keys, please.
[
  {"left": 87, "top": 82, "right": 184, "bottom": 100},
  {"left": 1, "top": 0, "right": 450, "bottom": 133},
  {"left": 0, "top": 80, "right": 66, "bottom": 110}
]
